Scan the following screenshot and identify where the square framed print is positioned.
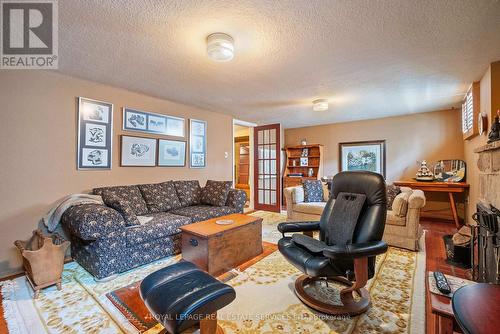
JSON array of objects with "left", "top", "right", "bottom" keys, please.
[
  {"left": 339, "top": 140, "right": 386, "bottom": 177},
  {"left": 189, "top": 119, "right": 207, "bottom": 168},
  {"left": 77, "top": 97, "right": 113, "bottom": 170},
  {"left": 123, "top": 107, "right": 185, "bottom": 137},
  {"left": 158, "top": 139, "right": 186, "bottom": 167},
  {"left": 120, "top": 135, "right": 157, "bottom": 166}
]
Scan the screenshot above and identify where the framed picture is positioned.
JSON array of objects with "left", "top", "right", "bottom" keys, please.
[
  {"left": 77, "top": 97, "right": 113, "bottom": 169},
  {"left": 300, "top": 157, "right": 308, "bottom": 166},
  {"left": 189, "top": 119, "right": 207, "bottom": 168},
  {"left": 122, "top": 107, "right": 185, "bottom": 137},
  {"left": 339, "top": 140, "right": 386, "bottom": 177},
  {"left": 120, "top": 135, "right": 157, "bottom": 167},
  {"left": 158, "top": 139, "right": 186, "bottom": 167}
]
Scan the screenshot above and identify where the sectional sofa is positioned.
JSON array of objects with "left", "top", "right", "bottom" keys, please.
[{"left": 61, "top": 180, "right": 246, "bottom": 279}]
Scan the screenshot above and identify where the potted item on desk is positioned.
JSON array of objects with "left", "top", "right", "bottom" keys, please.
[
  {"left": 415, "top": 160, "right": 434, "bottom": 181},
  {"left": 14, "top": 230, "right": 70, "bottom": 299}
]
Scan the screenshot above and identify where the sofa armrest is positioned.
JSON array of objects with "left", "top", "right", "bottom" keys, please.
[
  {"left": 226, "top": 189, "right": 247, "bottom": 213},
  {"left": 61, "top": 203, "right": 126, "bottom": 241},
  {"left": 284, "top": 186, "right": 304, "bottom": 204},
  {"left": 408, "top": 189, "right": 426, "bottom": 209}
]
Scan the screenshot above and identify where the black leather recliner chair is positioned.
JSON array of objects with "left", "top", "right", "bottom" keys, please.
[{"left": 277, "top": 171, "right": 388, "bottom": 315}]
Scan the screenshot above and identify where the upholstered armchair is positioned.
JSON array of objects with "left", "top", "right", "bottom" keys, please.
[{"left": 277, "top": 171, "right": 388, "bottom": 315}]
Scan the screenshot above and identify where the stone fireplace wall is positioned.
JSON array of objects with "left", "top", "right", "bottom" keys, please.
[{"left": 475, "top": 141, "right": 500, "bottom": 209}]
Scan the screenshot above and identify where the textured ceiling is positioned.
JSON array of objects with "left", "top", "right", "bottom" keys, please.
[{"left": 57, "top": 0, "right": 500, "bottom": 128}]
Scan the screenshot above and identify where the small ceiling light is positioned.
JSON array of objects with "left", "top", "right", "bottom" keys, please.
[
  {"left": 207, "top": 33, "right": 234, "bottom": 62},
  {"left": 313, "top": 99, "right": 329, "bottom": 111}
]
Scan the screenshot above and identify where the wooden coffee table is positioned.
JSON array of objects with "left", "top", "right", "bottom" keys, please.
[{"left": 179, "top": 213, "right": 263, "bottom": 276}]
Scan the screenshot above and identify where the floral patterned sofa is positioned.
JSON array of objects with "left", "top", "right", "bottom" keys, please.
[{"left": 61, "top": 180, "right": 246, "bottom": 279}]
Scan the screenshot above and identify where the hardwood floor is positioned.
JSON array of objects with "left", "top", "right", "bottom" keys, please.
[
  {"left": 0, "top": 290, "right": 6, "bottom": 334},
  {"left": 422, "top": 219, "right": 469, "bottom": 334},
  {"left": 0, "top": 218, "right": 469, "bottom": 334}
]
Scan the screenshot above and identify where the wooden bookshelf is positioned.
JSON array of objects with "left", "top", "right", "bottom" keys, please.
[{"left": 283, "top": 144, "right": 324, "bottom": 205}]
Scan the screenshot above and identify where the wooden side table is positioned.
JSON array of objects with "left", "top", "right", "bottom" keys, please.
[
  {"left": 452, "top": 283, "right": 500, "bottom": 334},
  {"left": 394, "top": 180, "right": 469, "bottom": 229}
]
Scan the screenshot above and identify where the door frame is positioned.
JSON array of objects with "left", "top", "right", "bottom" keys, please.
[
  {"left": 253, "top": 123, "right": 281, "bottom": 213},
  {"left": 233, "top": 119, "right": 257, "bottom": 211}
]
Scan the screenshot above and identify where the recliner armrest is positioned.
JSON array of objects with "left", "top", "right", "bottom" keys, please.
[
  {"left": 277, "top": 221, "right": 320, "bottom": 235},
  {"left": 322, "top": 240, "right": 388, "bottom": 259}
]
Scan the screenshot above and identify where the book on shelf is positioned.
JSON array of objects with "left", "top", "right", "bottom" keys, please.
[{"left": 287, "top": 173, "right": 303, "bottom": 177}]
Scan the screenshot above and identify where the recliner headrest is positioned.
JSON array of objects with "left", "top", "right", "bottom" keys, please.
[{"left": 330, "top": 171, "right": 386, "bottom": 207}]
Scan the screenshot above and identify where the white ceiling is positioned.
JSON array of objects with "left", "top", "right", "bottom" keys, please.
[{"left": 57, "top": 0, "right": 500, "bottom": 128}]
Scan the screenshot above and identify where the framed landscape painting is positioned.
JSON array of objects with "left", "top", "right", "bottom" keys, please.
[
  {"left": 158, "top": 139, "right": 186, "bottom": 167},
  {"left": 339, "top": 140, "right": 386, "bottom": 177}
]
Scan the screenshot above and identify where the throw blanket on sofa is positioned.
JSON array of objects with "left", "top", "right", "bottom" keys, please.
[{"left": 43, "top": 194, "right": 104, "bottom": 232}]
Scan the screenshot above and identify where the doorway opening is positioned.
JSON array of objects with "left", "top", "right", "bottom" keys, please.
[{"left": 233, "top": 120, "right": 256, "bottom": 212}]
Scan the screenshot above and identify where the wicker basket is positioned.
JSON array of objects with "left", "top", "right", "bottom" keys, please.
[{"left": 14, "top": 230, "right": 70, "bottom": 298}]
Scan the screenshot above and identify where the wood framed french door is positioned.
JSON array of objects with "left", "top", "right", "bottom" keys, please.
[{"left": 253, "top": 124, "right": 281, "bottom": 212}]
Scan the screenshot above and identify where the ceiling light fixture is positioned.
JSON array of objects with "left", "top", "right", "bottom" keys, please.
[
  {"left": 207, "top": 33, "right": 234, "bottom": 62},
  {"left": 313, "top": 99, "right": 329, "bottom": 111}
]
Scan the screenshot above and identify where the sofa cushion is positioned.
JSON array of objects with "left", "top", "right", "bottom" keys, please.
[
  {"left": 303, "top": 180, "right": 323, "bottom": 202},
  {"left": 93, "top": 185, "right": 149, "bottom": 215},
  {"left": 386, "top": 184, "right": 401, "bottom": 210},
  {"left": 392, "top": 191, "right": 411, "bottom": 217},
  {"left": 126, "top": 212, "right": 191, "bottom": 244},
  {"left": 173, "top": 180, "right": 202, "bottom": 207},
  {"left": 139, "top": 181, "right": 182, "bottom": 213},
  {"left": 293, "top": 202, "right": 327, "bottom": 215},
  {"left": 201, "top": 180, "right": 232, "bottom": 206},
  {"left": 170, "top": 205, "right": 237, "bottom": 223},
  {"left": 101, "top": 191, "right": 140, "bottom": 227},
  {"left": 386, "top": 210, "right": 407, "bottom": 226}
]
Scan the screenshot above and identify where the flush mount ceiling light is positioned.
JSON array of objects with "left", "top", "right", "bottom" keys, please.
[
  {"left": 207, "top": 33, "right": 234, "bottom": 62},
  {"left": 313, "top": 99, "right": 329, "bottom": 111}
]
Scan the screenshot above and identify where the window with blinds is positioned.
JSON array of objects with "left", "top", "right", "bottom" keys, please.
[{"left": 462, "top": 82, "right": 480, "bottom": 140}]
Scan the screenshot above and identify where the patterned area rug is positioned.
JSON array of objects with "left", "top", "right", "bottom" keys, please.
[
  {"left": 0, "top": 211, "right": 425, "bottom": 334},
  {"left": 106, "top": 241, "right": 278, "bottom": 332}
]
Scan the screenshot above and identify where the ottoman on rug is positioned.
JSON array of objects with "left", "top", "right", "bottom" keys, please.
[{"left": 140, "top": 261, "right": 236, "bottom": 334}]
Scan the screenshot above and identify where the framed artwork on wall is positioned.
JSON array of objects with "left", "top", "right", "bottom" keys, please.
[
  {"left": 120, "top": 135, "right": 157, "bottom": 167},
  {"left": 158, "top": 139, "right": 186, "bottom": 167},
  {"left": 122, "top": 107, "right": 185, "bottom": 137},
  {"left": 339, "top": 140, "right": 386, "bottom": 177},
  {"left": 77, "top": 97, "right": 113, "bottom": 170},
  {"left": 189, "top": 119, "right": 207, "bottom": 168}
]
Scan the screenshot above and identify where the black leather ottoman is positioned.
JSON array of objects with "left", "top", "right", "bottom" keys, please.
[{"left": 140, "top": 261, "right": 236, "bottom": 334}]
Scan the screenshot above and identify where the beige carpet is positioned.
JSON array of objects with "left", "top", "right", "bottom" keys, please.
[{"left": 1, "top": 211, "right": 425, "bottom": 334}]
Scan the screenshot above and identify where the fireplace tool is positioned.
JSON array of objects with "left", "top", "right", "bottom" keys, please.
[{"left": 474, "top": 206, "right": 500, "bottom": 283}]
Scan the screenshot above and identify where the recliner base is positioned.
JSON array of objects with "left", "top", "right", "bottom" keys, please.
[{"left": 294, "top": 275, "right": 371, "bottom": 316}]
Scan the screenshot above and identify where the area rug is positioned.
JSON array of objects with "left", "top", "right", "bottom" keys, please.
[
  {"left": 0, "top": 211, "right": 425, "bottom": 334},
  {"left": 106, "top": 241, "right": 278, "bottom": 332}
]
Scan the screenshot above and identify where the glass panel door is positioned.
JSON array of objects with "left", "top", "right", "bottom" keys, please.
[{"left": 253, "top": 124, "right": 281, "bottom": 212}]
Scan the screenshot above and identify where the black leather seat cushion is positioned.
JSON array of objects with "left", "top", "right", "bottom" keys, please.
[
  {"left": 278, "top": 237, "right": 347, "bottom": 277},
  {"left": 140, "top": 261, "right": 236, "bottom": 334}
]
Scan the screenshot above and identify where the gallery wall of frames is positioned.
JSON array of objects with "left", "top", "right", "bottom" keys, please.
[{"left": 76, "top": 97, "right": 207, "bottom": 169}]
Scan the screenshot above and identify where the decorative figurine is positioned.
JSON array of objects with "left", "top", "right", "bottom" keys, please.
[
  {"left": 416, "top": 160, "right": 434, "bottom": 181},
  {"left": 487, "top": 110, "right": 500, "bottom": 143},
  {"left": 301, "top": 139, "right": 307, "bottom": 146}
]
